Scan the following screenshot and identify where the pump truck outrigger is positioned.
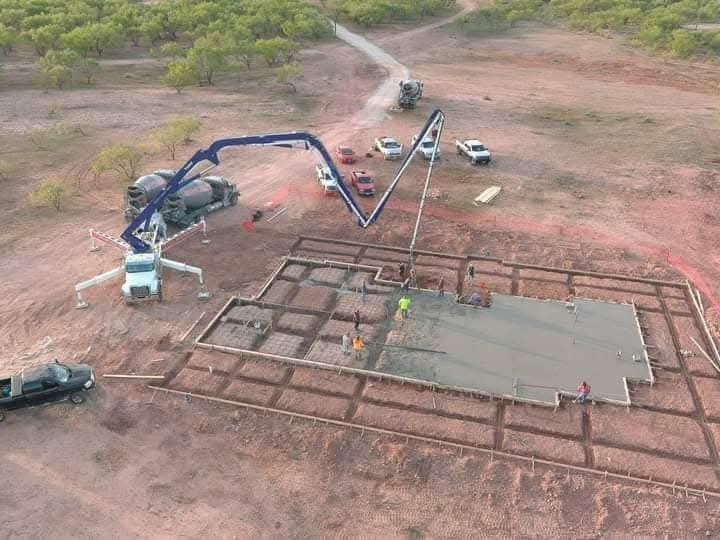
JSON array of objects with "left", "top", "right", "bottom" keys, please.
[{"left": 73, "top": 109, "right": 446, "bottom": 307}]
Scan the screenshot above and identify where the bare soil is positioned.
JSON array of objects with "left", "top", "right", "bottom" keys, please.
[{"left": 3, "top": 2, "right": 720, "bottom": 536}]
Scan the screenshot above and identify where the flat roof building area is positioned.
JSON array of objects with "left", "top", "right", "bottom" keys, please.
[
  {"left": 198, "top": 259, "right": 653, "bottom": 406},
  {"left": 379, "top": 292, "right": 652, "bottom": 404}
]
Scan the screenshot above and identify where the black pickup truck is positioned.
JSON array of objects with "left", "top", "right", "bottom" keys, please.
[{"left": 0, "top": 361, "right": 95, "bottom": 422}]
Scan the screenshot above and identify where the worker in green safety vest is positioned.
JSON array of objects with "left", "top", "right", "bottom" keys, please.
[{"left": 399, "top": 295, "right": 411, "bottom": 319}]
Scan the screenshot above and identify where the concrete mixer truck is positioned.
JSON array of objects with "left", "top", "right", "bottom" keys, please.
[
  {"left": 398, "top": 79, "right": 423, "bottom": 109},
  {"left": 125, "top": 170, "right": 238, "bottom": 228}
]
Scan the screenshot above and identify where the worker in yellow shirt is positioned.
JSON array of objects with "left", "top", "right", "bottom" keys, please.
[
  {"left": 352, "top": 335, "right": 365, "bottom": 362},
  {"left": 399, "top": 295, "right": 411, "bottom": 319}
]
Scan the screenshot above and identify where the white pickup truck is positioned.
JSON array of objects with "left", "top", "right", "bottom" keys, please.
[
  {"left": 455, "top": 139, "right": 491, "bottom": 165},
  {"left": 411, "top": 135, "right": 441, "bottom": 161},
  {"left": 373, "top": 137, "right": 403, "bottom": 160},
  {"left": 315, "top": 164, "right": 338, "bottom": 194}
]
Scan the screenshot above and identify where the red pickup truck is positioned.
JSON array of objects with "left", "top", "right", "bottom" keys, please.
[
  {"left": 336, "top": 145, "right": 356, "bottom": 164},
  {"left": 350, "top": 170, "right": 375, "bottom": 196}
]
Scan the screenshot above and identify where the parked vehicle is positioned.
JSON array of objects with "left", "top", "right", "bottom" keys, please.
[
  {"left": 455, "top": 139, "right": 492, "bottom": 165},
  {"left": 350, "top": 170, "right": 375, "bottom": 196},
  {"left": 125, "top": 170, "right": 238, "bottom": 228},
  {"left": 398, "top": 79, "right": 423, "bottom": 109},
  {"left": 0, "top": 361, "right": 96, "bottom": 421},
  {"left": 336, "top": 145, "right": 356, "bottom": 164},
  {"left": 315, "top": 164, "right": 339, "bottom": 195},
  {"left": 411, "top": 134, "right": 441, "bottom": 161},
  {"left": 373, "top": 137, "right": 403, "bottom": 160}
]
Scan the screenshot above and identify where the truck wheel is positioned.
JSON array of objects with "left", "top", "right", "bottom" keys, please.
[
  {"left": 70, "top": 393, "right": 85, "bottom": 405},
  {"left": 230, "top": 192, "right": 238, "bottom": 206}
]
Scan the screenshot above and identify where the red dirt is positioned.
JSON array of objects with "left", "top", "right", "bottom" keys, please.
[
  {"left": 505, "top": 404, "right": 584, "bottom": 438},
  {"left": 673, "top": 316, "right": 717, "bottom": 376},
  {"left": 354, "top": 402, "right": 496, "bottom": 447},
  {"left": 290, "top": 367, "right": 359, "bottom": 395},
  {"left": 575, "top": 277, "right": 658, "bottom": 295},
  {"left": 260, "top": 280, "right": 297, "bottom": 303},
  {"left": 503, "top": 429, "right": 586, "bottom": 466},
  {"left": 629, "top": 373, "right": 696, "bottom": 414},
  {"left": 519, "top": 279, "right": 569, "bottom": 299},
  {"left": 641, "top": 312, "right": 680, "bottom": 369},
  {"left": 237, "top": 359, "right": 289, "bottom": 384},
  {"left": 590, "top": 407, "right": 710, "bottom": 461},
  {"left": 694, "top": 377, "right": 720, "bottom": 419},
  {"left": 276, "top": 388, "right": 350, "bottom": 419},
  {"left": 187, "top": 350, "right": 239, "bottom": 374},
  {"left": 289, "top": 286, "right": 336, "bottom": 311},
  {"left": 169, "top": 368, "right": 226, "bottom": 395},
  {"left": 594, "top": 446, "right": 720, "bottom": 491},
  {"left": 222, "top": 379, "right": 275, "bottom": 405},
  {"left": 5, "top": 5, "right": 720, "bottom": 534}
]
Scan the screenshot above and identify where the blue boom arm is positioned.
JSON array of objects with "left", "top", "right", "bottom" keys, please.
[{"left": 122, "top": 109, "right": 445, "bottom": 253}]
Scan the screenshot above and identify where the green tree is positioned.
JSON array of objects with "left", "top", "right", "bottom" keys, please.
[
  {"left": 61, "top": 25, "right": 95, "bottom": 57},
  {"left": 88, "top": 23, "right": 123, "bottom": 57},
  {"left": 168, "top": 117, "right": 201, "bottom": 143},
  {"left": 669, "top": 29, "right": 697, "bottom": 57},
  {"left": 109, "top": 3, "right": 145, "bottom": 46},
  {"left": 186, "top": 33, "right": 232, "bottom": 85},
  {"left": 76, "top": 57, "right": 100, "bottom": 84},
  {"left": 152, "top": 124, "right": 185, "bottom": 160},
  {"left": 38, "top": 49, "right": 81, "bottom": 89},
  {"left": 277, "top": 61, "right": 302, "bottom": 92},
  {"left": 23, "top": 25, "right": 63, "bottom": 56},
  {"left": 325, "top": 0, "right": 345, "bottom": 35},
  {"left": 232, "top": 39, "right": 256, "bottom": 69},
  {"left": 159, "top": 41, "right": 185, "bottom": 60},
  {"left": 255, "top": 37, "right": 299, "bottom": 67},
  {"left": 281, "top": 9, "right": 331, "bottom": 39},
  {"left": 0, "top": 24, "right": 18, "bottom": 55},
  {"left": 710, "top": 33, "right": 720, "bottom": 53},
  {"left": 163, "top": 58, "right": 199, "bottom": 92},
  {"left": 0, "top": 159, "right": 16, "bottom": 181},
  {"left": 0, "top": 9, "right": 25, "bottom": 30},
  {"left": 139, "top": 18, "right": 164, "bottom": 45},
  {"left": 28, "top": 178, "right": 68, "bottom": 211},
  {"left": 93, "top": 144, "right": 143, "bottom": 182}
]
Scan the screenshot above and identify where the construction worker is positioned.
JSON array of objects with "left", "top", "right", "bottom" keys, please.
[
  {"left": 353, "top": 309, "right": 361, "bottom": 331},
  {"left": 401, "top": 277, "right": 411, "bottom": 292},
  {"left": 352, "top": 335, "right": 365, "bottom": 362},
  {"left": 399, "top": 295, "right": 411, "bottom": 319},
  {"left": 341, "top": 333, "right": 351, "bottom": 355},
  {"left": 438, "top": 276, "right": 445, "bottom": 297},
  {"left": 575, "top": 381, "right": 591, "bottom": 403},
  {"left": 409, "top": 267, "right": 417, "bottom": 288},
  {"left": 399, "top": 262, "right": 406, "bottom": 280}
]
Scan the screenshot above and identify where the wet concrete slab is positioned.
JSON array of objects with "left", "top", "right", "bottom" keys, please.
[{"left": 375, "top": 292, "right": 650, "bottom": 405}]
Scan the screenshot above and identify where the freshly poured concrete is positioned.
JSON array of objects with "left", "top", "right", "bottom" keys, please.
[{"left": 375, "top": 292, "right": 651, "bottom": 405}]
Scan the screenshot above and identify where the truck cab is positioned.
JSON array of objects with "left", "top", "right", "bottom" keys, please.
[
  {"left": 456, "top": 139, "right": 491, "bottom": 164},
  {"left": 122, "top": 252, "right": 161, "bottom": 302},
  {"left": 350, "top": 170, "right": 375, "bottom": 196},
  {"left": 0, "top": 361, "right": 95, "bottom": 420},
  {"left": 336, "top": 145, "right": 356, "bottom": 164},
  {"left": 411, "top": 135, "right": 441, "bottom": 161},
  {"left": 315, "top": 164, "right": 339, "bottom": 195},
  {"left": 374, "top": 137, "right": 403, "bottom": 160}
]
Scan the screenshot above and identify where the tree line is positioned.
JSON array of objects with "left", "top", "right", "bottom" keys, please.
[
  {"left": 0, "top": 0, "right": 333, "bottom": 90},
  {"left": 460, "top": 0, "right": 720, "bottom": 58},
  {"left": 320, "top": 0, "right": 456, "bottom": 28}
]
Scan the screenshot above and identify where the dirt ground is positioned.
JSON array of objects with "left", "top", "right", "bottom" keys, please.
[{"left": 2, "top": 0, "right": 720, "bottom": 536}]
